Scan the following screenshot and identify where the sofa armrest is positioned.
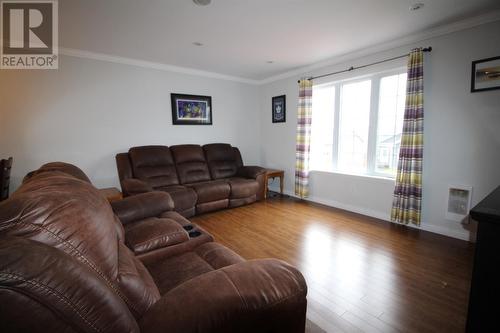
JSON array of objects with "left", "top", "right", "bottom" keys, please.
[
  {"left": 125, "top": 218, "right": 189, "bottom": 255},
  {"left": 236, "top": 166, "right": 266, "bottom": 179},
  {"left": 237, "top": 166, "right": 266, "bottom": 201},
  {"left": 111, "top": 191, "right": 175, "bottom": 225},
  {"left": 139, "top": 259, "right": 307, "bottom": 333},
  {"left": 121, "top": 178, "right": 153, "bottom": 196}
]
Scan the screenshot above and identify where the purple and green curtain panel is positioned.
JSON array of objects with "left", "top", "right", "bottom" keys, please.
[
  {"left": 391, "top": 48, "right": 424, "bottom": 225},
  {"left": 295, "top": 79, "right": 313, "bottom": 198}
]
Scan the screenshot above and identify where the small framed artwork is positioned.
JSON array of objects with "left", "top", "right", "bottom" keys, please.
[
  {"left": 272, "top": 95, "right": 286, "bottom": 123},
  {"left": 471, "top": 56, "right": 500, "bottom": 92},
  {"left": 171, "top": 93, "right": 212, "bottom": 125}
]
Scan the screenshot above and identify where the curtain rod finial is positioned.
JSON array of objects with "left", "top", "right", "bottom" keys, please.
[{"left": 297, "top": 78, "right": 313, "bottom": 83}]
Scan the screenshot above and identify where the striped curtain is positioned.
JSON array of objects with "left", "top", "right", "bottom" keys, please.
[
  {"left": 295, "top": 79, "right": 313, "bottom": 198},
  {"left": 391, "top": 48, "right": 424, "bottom": 225}
]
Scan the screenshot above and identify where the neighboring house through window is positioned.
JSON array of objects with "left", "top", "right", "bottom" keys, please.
[{"left": 310, "top": 69, "right": 407, "bottom": 178}]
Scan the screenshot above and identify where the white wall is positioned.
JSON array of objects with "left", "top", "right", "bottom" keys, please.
[
  {"left": 260, "top": 20, "right": 500, "bottom": 240},
  {"left": 2, "top": 20, "right": 499, "bottom": 241},
  {"left": 0, "top": 55, "right": 261, "bottom": 190}
]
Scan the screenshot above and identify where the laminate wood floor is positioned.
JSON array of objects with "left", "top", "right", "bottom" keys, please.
[{"left": 192, "top": 195, "right": 475, "bottom": 333}]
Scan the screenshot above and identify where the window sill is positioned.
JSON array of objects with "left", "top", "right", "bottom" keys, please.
[{"left": 310, "top": 169, "right": 396, "bottom": 182}]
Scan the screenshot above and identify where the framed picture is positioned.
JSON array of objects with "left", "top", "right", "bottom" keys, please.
[
  {"left": 171, "top": 93, "right": 212, "bottom": 125},
  {"left": 272, "top": 95, "right": 286, "bottom": 123},
  {"left": 471, "top": 56, "right": 500, "bottom": 92}
]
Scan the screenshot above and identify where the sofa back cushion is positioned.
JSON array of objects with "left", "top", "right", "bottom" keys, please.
[
  {"left": 232, "top": 147, "right": 244, "bottom": 169},
  {"left": 170, "top": 145, "right": 211, "bottom": 184},
  {"left": 23, "top": 161, "right": 92, "bottom": 184},
  {"left": 0, "top": 169, "right": 160, "bottom": 319},
  {"left": 116, "top": 152, "right": 134, "bottom": 180},
  {"left": 203, "top": 143, "right": 241, "bottom": 179},
  {"left": 129, "top": 146, "right": 179, "bottom": 189}
]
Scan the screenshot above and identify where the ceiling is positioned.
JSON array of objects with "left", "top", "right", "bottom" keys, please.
[{"left": 60, "top": 0, "right": 500, "bottom": 81}]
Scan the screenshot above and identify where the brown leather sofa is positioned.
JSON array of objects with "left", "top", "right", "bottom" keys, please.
[
  {"left": 116, "top": 143, "right": 266, "bottom": 217},
  {"left": 0, "top": 162, "right": 307, "bottom": 333}
]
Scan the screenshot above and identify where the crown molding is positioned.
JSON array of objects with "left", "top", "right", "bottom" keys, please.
[
  {"left": 58, "top": 10, "right": 500, "bottom": 86},
  {"left": 257, "top": 10, "right": 500, "bottom": 85},
  {"left": 59, "top": 47, "right": 261, "bottom": 85}
]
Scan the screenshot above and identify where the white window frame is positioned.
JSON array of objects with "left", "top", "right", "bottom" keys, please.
[{"left": 312, "top": 67, "right": 407, "bottom": 179}]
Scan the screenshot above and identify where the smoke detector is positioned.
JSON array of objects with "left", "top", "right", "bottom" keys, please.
[
  {"left": 410, "top": 3, "right": 424, "bottom": 11},
  {"left": 193, "top": 0, "right": 211, "bottom": 6}
]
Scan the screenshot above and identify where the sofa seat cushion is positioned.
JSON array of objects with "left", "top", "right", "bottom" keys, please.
[
  {"left": 226, "top": 177, "right": 259, "bottom": 199},
  {"left": 186, "top": 180, "right": 230, "bottom": 203},
  {"left": 156, "top": 185, "right": 197, "bottom": 212},
  {"left": 145, "top": 242, "right": 244, "bottom": 295},
  {"left": 195, "top": 199, "right": 229, "bottom": 215},
  {"left": 229, "top": 196, "right": 256, "bottom": 208},
  {"left": 124, "top": 218, "right": 189, "bottom": 255}
]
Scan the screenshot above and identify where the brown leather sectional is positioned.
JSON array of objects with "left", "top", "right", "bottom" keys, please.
[
  {"left": 116, "top": 143, "right": 266, "bottom": 217},
  {"left": 0, "top": 162, "right": 308, "bottom": 333}
]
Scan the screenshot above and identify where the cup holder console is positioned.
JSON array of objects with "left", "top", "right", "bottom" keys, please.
[
  {"left": 182, "top": 224, "right": 202, "bottom": 238},
  {"left": 188, "top": 230, "right": 202, "bottom": 238}
]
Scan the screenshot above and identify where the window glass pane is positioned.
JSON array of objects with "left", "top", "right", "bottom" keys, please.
[
  {"left": 310, "top": 85, "right": 335, "bottom": 171},
  {"left": 375, "top": 73, "right": 407, "bottom": 175},
  {"left": 337, "top": 80, "right": 371, "bottom": 173}
]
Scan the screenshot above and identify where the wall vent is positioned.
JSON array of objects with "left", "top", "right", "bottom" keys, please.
[{"left": 446, "top": 185, "right": 472, "bottom": 222}]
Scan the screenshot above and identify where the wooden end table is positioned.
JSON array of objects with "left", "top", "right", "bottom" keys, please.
[
  {"left": 99, "top": 187, "right": 123, "bottom": 203},
  {"left": 264, "top": 169, "right": 284, "bottom": 199}
]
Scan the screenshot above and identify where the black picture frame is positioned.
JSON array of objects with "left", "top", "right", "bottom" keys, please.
[
  {"left": 171, "top": 93, "right": 213, "bottom": 125},
  {"left": 272, "top": 95, "right": 286, "bottom": 123},
  {"left": 471, "top": 56, "right": 500, "bottom": 93}
]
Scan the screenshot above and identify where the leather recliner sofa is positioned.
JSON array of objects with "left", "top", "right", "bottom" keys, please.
[
  {"left": 116, "top": 143, "right": 266, "bottom": 217},
  {"left": 0, "top": 162, "right": 308, "bottom": 333}
]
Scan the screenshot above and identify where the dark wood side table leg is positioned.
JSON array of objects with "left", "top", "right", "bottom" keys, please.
[
  {"left": 264, "top": 175, "right": 268, "bottom": 199},
  {"left": 279, "top": 174, "right": 284, "bottom": 196}
]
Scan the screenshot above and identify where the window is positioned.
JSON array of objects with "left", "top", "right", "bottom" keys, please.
[
  {"left": 310, "top": 70, "right": 407, "bottom": 178},
  {"left": 337, "top": 79, "right": 371, "bottom": 174},
  {"left": 310, "top": 85, "right": 335, "bottom": 171}
]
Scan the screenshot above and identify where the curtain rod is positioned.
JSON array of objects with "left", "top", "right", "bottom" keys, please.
[{"left": 297, "top": 46, "right": 432, "bottom": 83}]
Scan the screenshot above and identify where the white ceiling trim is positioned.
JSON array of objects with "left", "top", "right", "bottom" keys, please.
[
  {"left": 59, "top": 47, "right": 261, "bottom": 85},
  {"left": 259, "top": 10, "right": 500, "bottom": 85},
  {"left": 59, "top": 10, "right": 500, "bottom": 86}
]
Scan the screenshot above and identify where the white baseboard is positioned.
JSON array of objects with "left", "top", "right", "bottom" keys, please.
[
  {"left": 418, "top": 224, "right": 470, "bottom": 241},
  {"left": 268, "top": 186, "right": 470, "bottom": 241},
  {"left": 307, "top": 194, "right": 392, "bottom": 222}
]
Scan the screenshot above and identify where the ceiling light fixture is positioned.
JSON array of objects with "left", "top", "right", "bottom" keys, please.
[
  {"left": 193, "top": 0, "right": 211, "bottom": 6},
  {"left": 409, "top": 3, "right": 424, "bottom": 11}
]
